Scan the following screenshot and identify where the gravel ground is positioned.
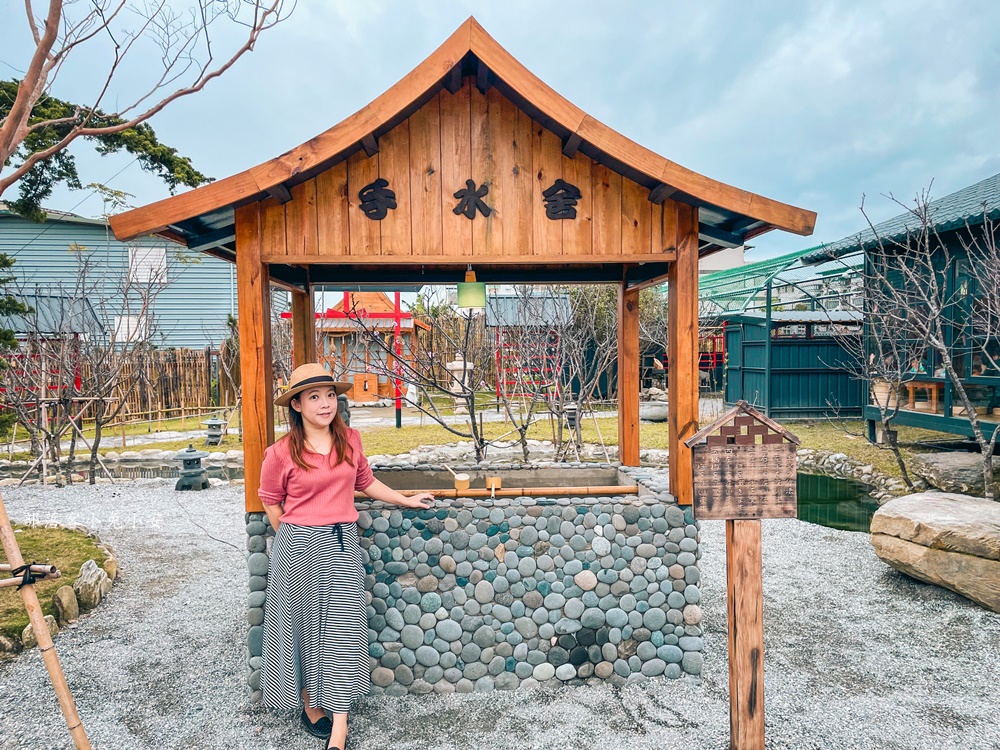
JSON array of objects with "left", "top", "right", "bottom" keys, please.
[{"left": 1, "top": 480, "right": 998, "bottom": 750}]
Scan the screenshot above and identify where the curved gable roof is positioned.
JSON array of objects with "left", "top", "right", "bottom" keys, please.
[{"left": 110, "top": 17, "right": 815, "bottom": 247}]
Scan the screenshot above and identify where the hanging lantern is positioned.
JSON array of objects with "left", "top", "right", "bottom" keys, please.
[{"left": 456, "top": 268, "right": 486, "bottom": 309}]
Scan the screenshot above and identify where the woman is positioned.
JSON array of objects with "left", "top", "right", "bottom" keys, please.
[{"left": 258, "top": 363, "right": 433, "bottom": 750}]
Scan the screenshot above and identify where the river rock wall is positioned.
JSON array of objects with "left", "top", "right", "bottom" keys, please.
[{"left": 244, "top": 466, "right": 703, "bottom": 698}]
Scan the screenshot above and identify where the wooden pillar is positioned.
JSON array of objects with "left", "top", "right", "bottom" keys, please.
[
  {"left": 618, "top": 283, "right": 640, "bottom": 466},
  {"left": 726, "top": 519, "right": 765, "bottom": 749},
  {"left": 235, "top": 203, "right": 275, "bottom": 513},
  {"left": 667, "top": 201, "right": 700, "bottom": 505},
  {"left": 291, "top": 287, "right": 316, "bottom": 367}
]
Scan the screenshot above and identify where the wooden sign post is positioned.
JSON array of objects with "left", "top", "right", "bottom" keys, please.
[{"left": 684, "top": 400, "right": 800, "bottom": 750}]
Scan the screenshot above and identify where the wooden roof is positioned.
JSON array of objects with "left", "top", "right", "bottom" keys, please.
[{"left": 109, "top": 17, "right": 815, "bottom": 286}]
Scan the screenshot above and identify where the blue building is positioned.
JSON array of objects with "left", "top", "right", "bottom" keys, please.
[{"left": 0, "top": 204, "right": 236, "bottom": 348}]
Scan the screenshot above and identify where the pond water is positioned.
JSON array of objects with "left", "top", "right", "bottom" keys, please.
[{"left": 797, "top": 472, "right": 879, "bottom": 533}]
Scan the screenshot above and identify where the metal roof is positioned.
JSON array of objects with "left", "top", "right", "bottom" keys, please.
[
  {"left": 803, "top": 171, "right": 1000, "bottom": 264},
  {"left": 698, "top": 246, "right": 862, "bottom": 314},
  {"left": 485, "top": 293, "right": 571, "bottom": 327},
  {"left": 721, "top": 310, "right": 861, "bottom": 324},
  {"left": 0, "top": 292, "right": 104, "bottom": 336}
]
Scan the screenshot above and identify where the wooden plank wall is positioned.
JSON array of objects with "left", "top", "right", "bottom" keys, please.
[{"left": 261, "top": 79, "right": 668, "bottom": 262}]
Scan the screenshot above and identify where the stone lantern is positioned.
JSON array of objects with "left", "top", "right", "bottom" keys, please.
[
  {"left": 445, "top": 353, "right": 474, "bottom": 414},
  {"left": 173, "top": 444, "right": 210, "bottom": 491},
  {"left": 202, "top": 417, "right": 227, "bottom": 446}
]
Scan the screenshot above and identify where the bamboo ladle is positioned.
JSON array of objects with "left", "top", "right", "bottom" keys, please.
[{"left": 442, "top": 464, "right": 470, "bottom": 491}]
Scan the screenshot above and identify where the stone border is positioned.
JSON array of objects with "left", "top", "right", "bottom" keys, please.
[
  {"left": 0, "top": 522, "right": 119, "bottom": 655},
  {"left": 793, "top": 448, "right": 927, "bottom": 503}
]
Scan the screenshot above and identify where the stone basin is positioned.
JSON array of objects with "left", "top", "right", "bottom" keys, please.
[{"left": 243, "top": 464, "right": 704, "bottom": 698}]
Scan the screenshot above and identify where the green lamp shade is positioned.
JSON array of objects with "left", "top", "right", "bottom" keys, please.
[{"left": 457, "top": 271, "right": 486, "bottom": 308}]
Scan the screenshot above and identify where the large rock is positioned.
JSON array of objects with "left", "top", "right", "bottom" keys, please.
[
  {"left": 639, "top": 403, "right": 669, "bottom": 423},
  {"left": 910, "top": 453, "right": 1000, "bottom": 498},
  {"left": 871, "top": 492, "right": 1000, "bottom": 612},
  {"left": 53, "top": 585, "right": 79, "bottom": 624},
  {"left": 73, "top": 559, "right": 113, "bottom": 611},
  {"left": 22, "top": 615, "right": 58, "bottom": 649}
]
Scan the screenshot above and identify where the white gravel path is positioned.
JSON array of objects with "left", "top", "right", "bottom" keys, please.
[{"left": 1, "top": 480, "right": 998, "bottom": 750}]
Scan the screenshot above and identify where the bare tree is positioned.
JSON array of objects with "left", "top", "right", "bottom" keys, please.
[
  {"left": 547, "top": 285, "right": 619, "bottom": 460},
  {"left": 0, "top": 1, "right": 288, "bottom": 207},
  {"left": 354, "top": 292, "right": 496, "bottom": 461},
  {"left": 861, "top": 189, "right": 1000, "bottom": 499},
  {"left": 489, "top": 287, "right": 569, "bottom": 461}
]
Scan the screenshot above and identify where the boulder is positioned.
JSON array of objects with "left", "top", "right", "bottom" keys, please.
[
  {"left": 53, "top": 585, "right": 79, "bottom": 624},
  {"left": 910, "top": 452, "right": 1000, "bottom": 498},
  {"left": 871, "top": 492, "right": 1000, "bottom": 612},
  {"left": 22, "top": 615, "right": 58, "bottom": 649},
  {"left": 74, "top": 559, "right": 113, "bottom": 611},
  {"left": 639, "top": 403, "right": 669, "bottom": 423}
]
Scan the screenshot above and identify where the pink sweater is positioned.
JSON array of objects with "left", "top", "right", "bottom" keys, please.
[{"left": 258, "top": 428, "right": 375, "bottom": 526}]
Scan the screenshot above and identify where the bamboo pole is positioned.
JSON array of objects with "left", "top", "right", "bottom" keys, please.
[
  {"left": 0, "top": 494, "right": 91, "bottom": 749},
  {"left": 0, "top": 570, "right": 61, "bottom": 588}
]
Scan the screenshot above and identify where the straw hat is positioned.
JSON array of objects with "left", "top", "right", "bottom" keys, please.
[{"left": 275, "top": 363, "right": 352, "bottom": 407}]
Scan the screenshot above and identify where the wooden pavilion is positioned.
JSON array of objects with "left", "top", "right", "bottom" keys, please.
[{"left": 110, "top": 18, "right": 816, "bottom": 513}]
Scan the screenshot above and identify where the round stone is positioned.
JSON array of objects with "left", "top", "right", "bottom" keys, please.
[
  {"left": 606, "top": 608, "right": 628, "bottom": 628},
  {"left": 372, "top": 667, "right": 394, "bottom": 687},
  {"left": 436, "top": 619, "right": 463, "bottom": 642},
  {"left": 415, "top": 645, "right": 440, "bottom": 667},
  {"left": 469, "top": 533, "right": 488, "bottom": 550},
  {"left": 514, "top": 617, "right": 538, "bottom": 639},
  {"left": 474, "top": 580, "right": 494, "bottom": 604},
  {"left": 547, "top": 646, "right": 569, "bottom": 666},
  {"left": 247, "top": 553, "right": 269, "bottom": 577},
  {"left": 517, "top": 557, "right": 537, "bottom": 577},
  {"left": 533, "top": 663, "right": 555, "bottom": 681},
  {"left": 682, "top": 652, "right": 704, "bottom": 675},
  {"left": 595, "top": 661, "right": 614, "bottom": 679},
  {"left": 591, "top": 536, "right": 612, "bottom": 557},
  {"left": 643, "top": 608, "right": 667, "bottom": 631},
  {"left": 554, "top": 618, "right": 582, "bottom": 635},
  {"left": 417, "top": 576, "right": 439, "bottom": 593},
  {"left": 581, "top": 608, "right": 606, "bottom": 629},
  {"left": 420, "top": 592, "right": 442, "bottom": 613},
  {"left": 684, "top": 585, "right": 701, "bottom": 604},
  {"left": 667, "top": 591, "right": 687, "bottom": 609},
  {"left": 658, "top": 645, "right": 683, "bottom": 663},
  {"left": 641, "top": 658, "right": 666, "bottom": 677},
  {"left": 473, "top": 625, "right": 496, "bottom": 649},
  {"left": 556, "top": 663, "right": 576, "bottom": 681},
  {"left": 574, "top": 570, "right": 598, "bottom": 591},
  {"left": 400, "top": 625, "right": 424, "bottom": 650},
  {"left": 563, "top": 598, "right": 585, "bottom": 620}
]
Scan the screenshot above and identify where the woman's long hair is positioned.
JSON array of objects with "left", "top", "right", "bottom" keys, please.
[{"left": 286, "top": 402, "right": 354, "bottom": 471}]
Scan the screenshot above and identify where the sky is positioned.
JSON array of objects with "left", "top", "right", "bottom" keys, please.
[{"left": 2, "top": 0, "right": 999, "bottom": 262}]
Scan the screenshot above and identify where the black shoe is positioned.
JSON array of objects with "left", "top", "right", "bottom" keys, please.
[{"left": 300, "top": 710, "right": 332, "bottom": 738}]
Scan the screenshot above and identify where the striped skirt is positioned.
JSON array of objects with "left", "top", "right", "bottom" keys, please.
[{"left": 260, "top": 522, "right": 371, "bottom": 714}]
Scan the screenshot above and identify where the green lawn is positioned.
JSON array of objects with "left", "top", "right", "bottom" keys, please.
[{"left": 0, "top": 525, "right": 109, "bottom": 640}]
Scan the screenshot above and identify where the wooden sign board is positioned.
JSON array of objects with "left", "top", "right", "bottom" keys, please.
[{"left": 691, "top": 442, "right": 797, "bottom": 520}]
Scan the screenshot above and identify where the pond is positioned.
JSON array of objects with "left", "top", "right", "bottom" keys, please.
[{"left": 796, "top": 472, "right": 879, "bottom": 533}]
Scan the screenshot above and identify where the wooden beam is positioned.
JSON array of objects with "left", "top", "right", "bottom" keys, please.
[
  {"left": 698, "top": 223, "right": 744, "bottom": 249},
  {"left": 667, "top": 200, "right": 699, "bottom": 505},
  {"left": 235, "top": 203, "right": 275, "bottom": 513},
  {"left": 443, "top": 65, "right": 463, "bottom": 94},
  {"left": 263, "top": 252, "right": 676, "bottom": 266},
  {"left": 617, "top": 283, "right": 640, "bottom": 466},
  {"left": 648, "top": 183, "right": 676, "bottom": 205},
  {"left": 476, "top": 58, "right": 492, "bottom": 93},
  {"left": 291, "top": 288, "right": 316, "bottom": 367},
  {"left": 187, "top": 227, "right": 237, "bottom": 253},
  {"left": 561, "top": 132, "right": 582, "bottom": 158},
  {"left": 361, "top": 133, "right": 379, "bottom": 157},
  {"left": 266, "top": 183, "right": 292, "bottom": 204},
  {"left": 727, "top": 519, "right": 766, "bottom": 750}
]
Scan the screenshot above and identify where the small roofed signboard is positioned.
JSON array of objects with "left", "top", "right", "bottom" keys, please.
[{"left": 684, "top": 400, "right": 801, "bottom": 520}]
